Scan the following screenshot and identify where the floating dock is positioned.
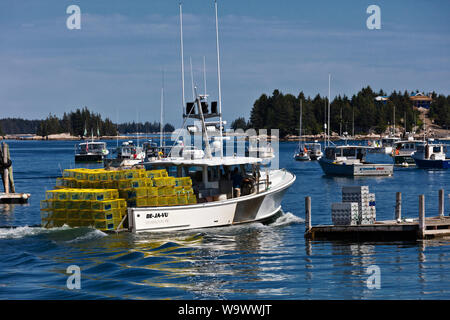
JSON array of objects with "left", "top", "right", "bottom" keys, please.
[
  {"left": 305, "top": 216, "right": 450, "bottom": 241},
  {"left": 304, "top": 190, "right": 450, "bottom": 241},
  {"left": 0, "top": 192, "right": 30, "bottom": 204}
]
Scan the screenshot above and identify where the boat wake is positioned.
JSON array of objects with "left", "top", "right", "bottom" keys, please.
[
  {"left": 0, "top": 224, "right": 107, "bottom": 242},
  {"left": 269, "top": 211, "right": 304, "bottom": 227}
]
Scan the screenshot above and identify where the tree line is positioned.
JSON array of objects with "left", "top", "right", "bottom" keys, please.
[
  {"left": 0, "top": 107, "right": 174, "bottom": 136},
  {"left": 231, "top": 86, "right": 450, "bottom": 137}
]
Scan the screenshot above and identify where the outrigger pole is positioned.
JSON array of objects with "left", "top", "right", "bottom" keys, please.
[
  {"left": 215, "top": 0, "right": 224, "bottom": 158},
  {"left": 179, "top": 2, "right": 186, "bottom": 116}
]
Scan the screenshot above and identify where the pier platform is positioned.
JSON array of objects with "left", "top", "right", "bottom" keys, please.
[
  {"left": 305, "top": 216, "right": 450, "bottom": 241},
  {"left": 304, "top": 190, "right": 450, "bottom": 241},
  {"left": 0, "top": 193, "right": 30, "bottom": 204}
]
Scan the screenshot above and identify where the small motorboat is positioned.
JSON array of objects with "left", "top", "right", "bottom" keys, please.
[
  {"left": 75, "top": 141, "right": 109, "bottom": 162},
  {"left": 319, "top": 145, "right": 393, "bottom": 177},
  {"left": 391, "top": 138, "right": 422, "bottom": 166},
  {"left": 105, "top": 141, "right": 146, "bottom": 168},
  {"left": 294, "top": 147, "right": 310, "bottom": 161},
  {"left": 304, "top": 142, "right": 323, "bottom": 160}
]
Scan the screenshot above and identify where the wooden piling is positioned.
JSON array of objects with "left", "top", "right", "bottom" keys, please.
[
  {"left": 439, "top": 189, "right": 444, "bottom": 218},
  {"left": 305, "top": 196, "right": 311, "bottom": 233},
  {"left": 419, "top": 195, "right": 425, "bottom": 239},
  {"left": 2, "top": 142, "right": 9, "bottom": 194},
  {"left": 395, "top": 192, "right": 402, "bottom": 221}
]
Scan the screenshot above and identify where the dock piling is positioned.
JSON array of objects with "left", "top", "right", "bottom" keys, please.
[
  {"left": 305, "top": 196, "right": 311, "bottom": 233},
  {"left": 419, "top": 195, "right": 426, "bottom": 239},
  {"left": 2, "top": 142, "right": 9, "bottom": 194},
  {"left": 439, "top": 189, "right": 444, "bottom": 217},
  {"left": 395, "top": 192, "right": 402, "bottom": 221}
]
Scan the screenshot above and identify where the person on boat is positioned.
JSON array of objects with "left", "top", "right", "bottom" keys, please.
[
  {"left": 231, "top": 167, "right": 243, "bottom": 197},
  {"left": 357, "top": 149, "right": 364, "bottom": 161}
]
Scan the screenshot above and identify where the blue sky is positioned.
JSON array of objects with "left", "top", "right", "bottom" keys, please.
[{"left": 0, "top": 0, "right": 449, "bottom": 127}]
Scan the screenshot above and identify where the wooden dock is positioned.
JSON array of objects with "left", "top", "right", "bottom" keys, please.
[
  {"left": 304, "top": 191, "right": 450, "bottom": 241},
  {"left": 0, "top": 192, "right": 31, "bottom": 204},
  {"left": 1, "top": 142, "right": 30, "bottom": 204}
]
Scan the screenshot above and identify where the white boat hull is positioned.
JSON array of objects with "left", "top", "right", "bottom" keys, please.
[{"left": 128, "top": 169, "right": 295, "bottom": 233}]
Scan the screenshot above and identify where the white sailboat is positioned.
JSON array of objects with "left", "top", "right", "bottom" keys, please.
[
  {"left": 294, "top": 100, "right": 310, "bottom": 161},
  {"left": 127, "top": 1, "right": 296, "bottom": 233}
]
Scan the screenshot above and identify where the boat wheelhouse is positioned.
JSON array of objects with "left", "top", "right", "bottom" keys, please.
[
  {"left": 318, "top": 145, "right": 393, "bottom": 176},
  {"left": 391, "top": 139, "right": 422, "bottom": 166},
  {"left": 380, "top": 136, "right": 400, "bottom": 154},
  {"left": 130, "top": 155, "right": 295, "bottom": 233},
  {"left": 412, "top": 143, "right": 450, "bottom": 169},
  {"left": 75, "top": 141, "right": 109, "bottom": 162}
]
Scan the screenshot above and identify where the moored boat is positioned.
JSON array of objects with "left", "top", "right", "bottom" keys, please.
[
  {"left": 391, "top": 139, "right": 422, "bottom": 166},
  {"left": 106, "top": 141, "right": 146, "bottom": 168},
  {"left": 318, "top": 145, "right": 393, "bottom": 177},
  {"left": 294, "top": 99, "right": 310, "bottom": 161},
  {"left": 305, "top": 142, "right": 323, "bottom": 160},
  {"left": 412, "top": 143, "right": 450, "bottom": 169},
  {"left": 75, "top": 141, "right": 109, "bottom": 162}
]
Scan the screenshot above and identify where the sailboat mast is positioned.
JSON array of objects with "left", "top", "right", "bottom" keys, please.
[
  {"left": 203, "top": 56, "right": 207, "bottom": 98},
  {"left": 160, "top": 70, "right": 165, "bottom": 148},
  {"left": 215, "top": 0, "right": 223, "bottom": 158},
  {"left": 393, "top": 105, "right": 395, "bottom": 136},
  {"left": 328, "top": 74, "right": 331, "bottom": 146},
  {"left": 190, "top": 57, "right": 195, "bottom": 101},
  {"left": 179, "top": 2, "right": 185, "bottom": 115},
  {"left": 352, "top": 106, "right": 355, "bottom": 138},
  {"left": 299, "top": 99, "right": 302, "bottom": 147}
]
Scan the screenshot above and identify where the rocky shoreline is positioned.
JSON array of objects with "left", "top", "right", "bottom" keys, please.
[
  {"left": 1, "top": 129, "right": 449, "bottom": 142},
  {"left": 0, "top": 133, "right": 160, "bottom": 141}
]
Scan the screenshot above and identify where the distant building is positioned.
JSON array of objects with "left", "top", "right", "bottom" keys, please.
[
  {"left": 410, "top": 92, "right": 432, "bottom": 109},
  {"left": 375, "top": 96, "right": 389, "bottom": 104}
]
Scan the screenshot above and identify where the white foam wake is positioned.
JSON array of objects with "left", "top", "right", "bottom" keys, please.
[
  {"left": 66, "top": 228, "right": 107, "bottom": 243},
  {"left": 270, "top": 212, "right": 304, "bottom": 227},
  {"left": 0, "top": 225, "right": 68, "bottom": 239}
]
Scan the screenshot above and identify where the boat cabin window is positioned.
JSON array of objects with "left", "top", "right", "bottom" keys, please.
[
  {"left": 342, "top": 148, "right": 356, "bottom": 157},
  {"left": 325, "top": 148, "right": 336, "bottom": 160},
  {"left": 433, "top": 146, "right": 442, "bottom": 153},
  {"left": 416, "top": 145, "right": 425, "bottom": 153}
]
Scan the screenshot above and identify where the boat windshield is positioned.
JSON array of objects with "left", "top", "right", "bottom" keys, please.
[
  {"left": 88, "top": 143, "right": 105, "bottom": 150},
  {"left": 433, "top": 146, "right": 442, "bottom": 153}
]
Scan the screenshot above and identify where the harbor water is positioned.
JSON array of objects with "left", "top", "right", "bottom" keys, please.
[{"left": 0, "top": 139, "right": 449, "bottom": 299}]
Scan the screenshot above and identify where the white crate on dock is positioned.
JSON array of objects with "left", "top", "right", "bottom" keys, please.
[
  {"left": 332, "top": 202, "right": 359, "bottom": 225},
  {"left": 339, "top": 186, "right": 377, "bottom": 225},
  {"left": 342, "top": 186, "right": 369, "bottom": 195}
]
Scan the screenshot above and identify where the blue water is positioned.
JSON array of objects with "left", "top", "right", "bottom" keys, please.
[{"left": 0, "top": 139, "right": 449, "bottom": 299}]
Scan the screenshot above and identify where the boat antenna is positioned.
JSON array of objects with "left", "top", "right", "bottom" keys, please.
[
  {"left": 194, "top": 86, "right": 212, "bottom": 159},
  {"left": 179, "top": 2, "right": 186, "bottom": 116},
  {"left": 215, "top": 0, "right": 224, "bottom": 158}
]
